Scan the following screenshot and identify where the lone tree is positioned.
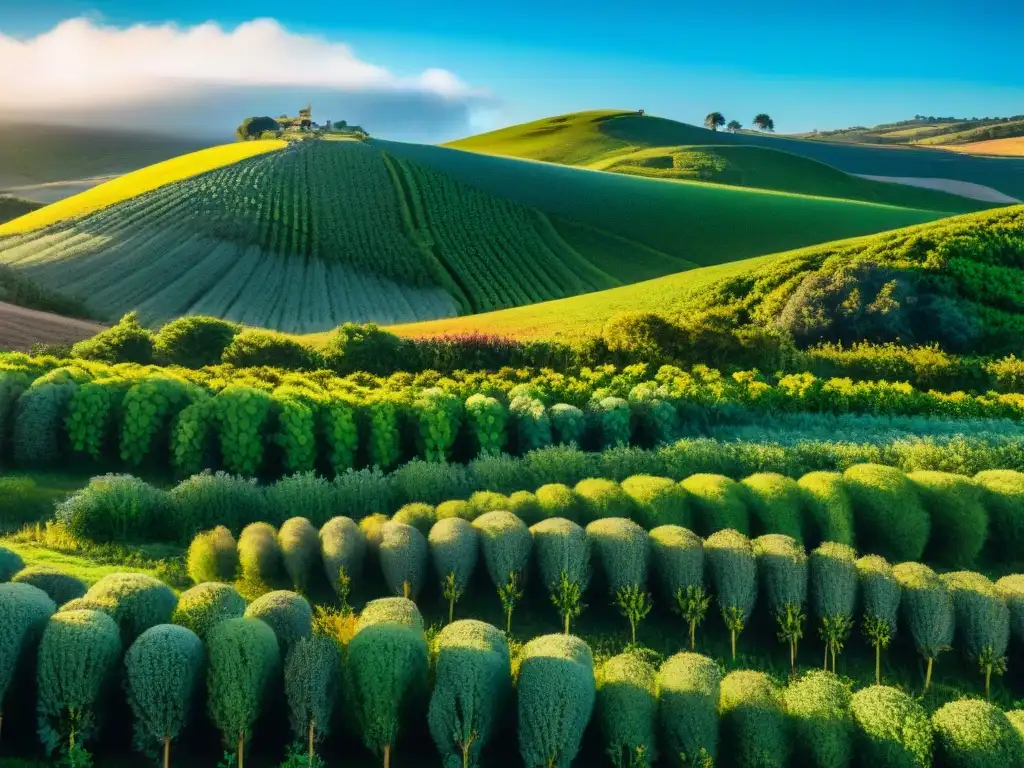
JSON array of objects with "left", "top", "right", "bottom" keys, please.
[
  {"left": 727, "top": 120, "right": 742, "bottom": 133},
  {"left": 235, "top": 116, "right": 281, "bottom": 141},
  {"left": 753, "top": 113, "right": 776, "bottom": 132},
  {"left": 704, "top": 112, "right": 726, "bottom": 131}
]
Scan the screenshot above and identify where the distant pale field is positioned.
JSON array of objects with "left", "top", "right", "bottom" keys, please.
[
  {"left": 0, "top": 140, "right": 286, "bottom": 235},
  {"left": 942, "top": 137, "right": 1024, "bottom": 156}
]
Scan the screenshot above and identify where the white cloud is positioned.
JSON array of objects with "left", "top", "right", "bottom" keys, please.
[{"left": 0, "top": 17, "right": 482, "bottom": 109}]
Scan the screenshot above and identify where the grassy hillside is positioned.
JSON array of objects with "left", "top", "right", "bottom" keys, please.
[
  {"left": 0, "top": 196, "right": 43, "bottom": 226},
  {"left": 946, "top": 137, "right": 1024, "bottom": 157},
  {"left": 446, "top": 110, "right": 1024, "bottom": 201},
  {"left": 801, "top": 115, "right": 1024, "bottom": 147},
  {"left": 381, "top": 204, "right": 1024, "bottom": 356},
  {"left": 0, "top": 123, "right": 213, "bottom": 188}
]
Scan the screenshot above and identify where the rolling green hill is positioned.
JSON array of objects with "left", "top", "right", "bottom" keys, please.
[
  {"left": 445, "top": 110, "right": 1024, "bottom": 201},
  {"left": 381, "top": 204, "right": 1024, "bottom": 357},
  {"left": 0, "top": 136, "right": 950, "bottom": 334}
]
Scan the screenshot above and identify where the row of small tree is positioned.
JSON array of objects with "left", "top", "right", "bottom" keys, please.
[{"left": 704, "top": 112, "right": 776, "bottom": 133}]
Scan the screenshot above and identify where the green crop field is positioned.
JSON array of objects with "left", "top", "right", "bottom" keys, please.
[{"left": 445, "top": 110, "right": 1024, "bottom": 200}]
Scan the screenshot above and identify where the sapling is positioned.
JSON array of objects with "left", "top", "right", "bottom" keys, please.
[
  {"left": 334, "top": 566, "right": 352, "bottom": 615},
  {"left": 819, "top": 614, "right": 854, "bottom": 673},
  {"left": 498, "top": 572, "right": 523, "bottom": 634},
  {"left": 615, "top": 585, "right": 652, "bottom": 646},
  {"left": 777, "top": 603, "right": 806, "bottom": 676},
  {"left": 674, "top": 585, "right": 711, "bottom": 651},
  {"left": 551, "top": 570, "right": 584, "bottom": 634},
  {"left": 442, "top": 572, "right": 463, "bottom": 625}
]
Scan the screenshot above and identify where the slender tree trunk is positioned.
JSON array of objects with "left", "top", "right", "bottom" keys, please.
[
  {"left": 384, "top": 743, "right": 391, "bottom": 768},
  {"left": 462, "top": 741, "right": 471, "bottom": 768},
  {"left": 789, "top": 640, "right": 796, "bottom": 675},
  {"left": 403, "top": 581, "right": 410, "bottom": 600},
  {"left": 448, "top": 598, "right": 454, "bottom": 625},
  {"left": 631, "top": 620, "right": 636, "bottom": 646},
  {"left": 689, "top": 620, "right": 696, "bottom": 651},
  {"left": 163, "top": 735, "right": 170, "bottom": 768},
  {"left": 875, "top": 642, "right": 881, "bottom": 684},
  {"left": 730, "top": 629, "right": 736, "bottom": 661},
  {"left": 985, "top": 665, "right": 992, "bottom": 700},
  {"left": 506, "top": 608, "right": 512, "bottom": 634},
  {"left": 564, "top": 613, "right": 570, "bottom": 634},
  {"left": 308, "top": 719, "right": 315, "bottom": 765},
  {"left": 824, "top": 644, "right": 829, "bottom": 671},
  {"left": 925, "top": 657, "right": 934, "bottom": 693},
  {"left": 831, "top": 647, "right": 837, "bottom": 674},
  {"left": 238, "top": 731, "right": 245, "bottom": 768}
]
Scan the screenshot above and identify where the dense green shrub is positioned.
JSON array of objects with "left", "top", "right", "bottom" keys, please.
[
  {"left": 596, "top": 652, "right": 657, "bottom": 767},
  {"left": 413, "top": 388, "right": 462, "bottom": 462},
  {"left": 221, "top": 329, "right": 319, "bottom": 369},
  {"left": 428, "top": 620, "right": 511, "bottom": 768},
  {"left": 66, "top": 377, "right": 131, "bottom": 461},
  {"left": 319, "top": 516, "right": 366, "bottom": 593},
  {"left": 719, "top": 670, "right": 788, "bottom": 768},
  {"left": 119, "top": 375, "right": 196, "bottom": 467},
  {"left": 843, "top": 464, "right": 930, "bottom": 562},
  {"left": 379, "top": 521, "right": 429, "bottom": 600},
  {"left": 365, "top": 396, "right": 402, "bottom": 471},
  {"left": 857, "top": 555, "right": 901, "bottom": 683},
  {"left": 237, "top": 522, "right": 286, "bottom": 590},
  {"left": 0, "top": 546, "right": 24, "bottom": 582},
  {"left": 973, "top": 470, "right": 1024, "bottom": 562},
  {"left": 244, "top": 590, "right": 312, "bottom": 657},
  {"left": 465, "top": 394, "right": 508, "bottom": 458},
  {"left": 510, "top": 395, "right": 553, "bottom": 454},
  {"left": 187, "top": 526, "right": 238, "bottom": 584},
  {"left": 574, "top": 478, "right": 637, "bottom": 523},
  {"left": 36, "top": 609, "right": 122, "bottom": 753},
  {"left": 170, "top": 471, "right": 268, "bottom": 536},
  {"left": 13, "top": 373, "right": 81, "bottom": 466},
  {"left": 586, "top": 518, "right": 649, "bottom": 594},
  {"left": 680, "top": 474, "right": 749, "bottom": 536},
  {"left": 892, "top": 562, "right": 954, "bottom": 691},
  {"left": 797, "top": 471, "right": 856, "bottom": 547},
  {"left": 995, "top": 574, "right": 1024, "bottom": 644},
  {"left": 428, "top": 518, "right": 479, "bottom": 623},
  {"left": 648, "top": 525, "right": 702, "bottom": 600},
  {"left": 355, "top": 597, "right": 424, "bottom": 633},
  {"left": 783, "top": 670, "right": 853, "bottom": 768},
  {"left": 754, "top": 534, "right": 808, "bottom": 669},
  {"left": 550, "top": 402, "right": 586, "bottom": 446},
  {"left": 284, "top": 633, "right": 341, "bottom": 753},
  {"left": 153, "top": 315, "right": 240, "bottom": 368},
  {"left": 82, "top": 573, "right": 177, "bottom": 644},
  {"left": 0, "top": 583, "right": 55, "bottom": 724},
  {"left": 516, "top": 634, "right": 595, "bottom": 768},
  {"left": 705, "top": 529, "right": 757, "bottom": 658},
  {"left": 214, "top": 385, "right": 273, "bottom": 476},
  {"left": 850, "top": 685, "right": 932, "bottom": 768},
  {"left": 206, "top": 617, "right": 280, "bottom": 760},
  {"left": 278, "top": 517, "right": 320, "bottom": 594},
  {"left": 71, "top": 312, "right": 153, "bottom": 364},
  {"left": 171, "top": 582, "right": 246, "bottom": 641},
  {"left": 266, "top": 472, "right": 338, "bottom": 528},
  {"left": 325, "top": 322, "right": 406, "bottom": 375},
  {"left": 656, "top": 652, "right": 720, "bottom": 767},
  {"left": 908, "top": 471, "right": 988, "bottom": 567},
  {"left": 621, "top": 475, "right": 692, "bottom": 529},
  {"left": 810, "top": 542, "right": 858, "bottom": 672},
  {"left": 345, "top": 617, "right": 429, "bottom": 764},
  {"left": 272, "top": 387, "right": 318, "bottom": 474},
  {"left": 359, "top": 513, "right": 389, "bottom": 554},
  {"left": 932, "top": 699, "right": 1024, "bottom": 768},
  {"left": 472, "top": 511, "right": 532, "bottom": 588},
  {"left": 1008, "top": 709, "right": 1024, "bottom": 740},
  {"left": 742, "top": 473, "right": 805, "bottom": 543},
  {"left": 436, "top": 499, "right": 478, "bottom": 522},
  {"left": 536, "top": 483, "right": 583, "bottom": 523},
  {"left": 124, "top": 624, "right": 205, "bottom": 760},
  {"left": 11, "top": 567, "right": 86, "bottom": 606},
  {"left": 508, "top": 490, "right": 544, "bottom": 525},
  {"left": 393, "top": 502, "right": 437, "bottom": 535},
  {"left": 322, "top": 394, "right": 359, "bottom": 475},
  {"left": 170, "top": 394, "right": 216, "bottom": 478},
  {"left": 530, "top": 517, "right": 590, "bottom": 627},
  {"left": 56, "top": 473, "right": 172, "bottom": 543},
  {"left": 593, "top": 396, "right": 633, "bottom": 449},
  {"left": 469, "top": 490, "right": 511, "bottom": 516},
  {"left": 942, "top": 571, "right": 1010, "bottom": 697}
]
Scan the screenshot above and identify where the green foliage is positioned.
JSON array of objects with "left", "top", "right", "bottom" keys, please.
[
  {"left": 550, "top": 403, "right": 586, "bottom": 446},
  {"left": 531, "top": 517, "right": 590, "bottom": 593},
  {"left": 12, "top": 567, "right": 87, "bottom": 606},
  {"left": 656, "top": 652, "right": 720, "bottom": 767},
  {"left": 79, "top": 573, "right": 177, "bottom": 645},
  {"left": 14, "top": 374, "right": 82, "bottom": 466},
  {"left": 345, "top": 619, "right": 428, "bottom": 760},
  {"left": 596, "top": 652, "right": 657, "bottom": 768},
  {"left": 892, "top": 562, "right": 954, "bottom": 688},
  {"left": 472, "top": 511, "right": 532, "bottom": 590},
  {"left": 71, "top": 312, "right": 153, "bottom": 365},
  {"left": 932, "top": 699, "right": 1024, "bottom": 768},
  {"left": 214, "top": 386, "right": 273, "bottom": 476},
  {"left": 508, "top": 490, "right": 544, "bottom": 525},
  {"left": 851, "top": 685, "right": 932, "bottom": 768},
  {"left": 754, "top": 534, "right": 807, "bottom": 668},
  {"left": 266, "top": 472, "right": 338, "bottom": 528},
  {"left": 995, "top": 574, "right": 1024, "bottom": 644},
  {"left": 56, "top": 473, "right": 172, "bottom": 543},
  {"left": 171, "top": 394, "right": 216, "bottom": 478},
  {"left": 66, "top": 378, "right": 131, "bottom": 461},
  {"left": 742, "top": 473, "right": 805, "bottom": 543},
  {"left": 393, "top": 502, "right": 437, "bottom": 535},
  {"left": 586, "top": 518, "right": 649, "bottom": 595},
  {"left": 172, "top": 582, "right": 246, "bottom": 641},
  {"left": 221, "top": 330, "right": 320, "bottom": 370},
  {"left": 414, "top": 388, "right": 462, "bottom": 462},
  {"left": 647, "top": 525, "right": 703, "bottom": 603},
  {"left": 436, "top": 499, "right": 478, "bottom": 522},
  {"left": 170, "top": 471, "right": 268, "bottom": 537},
  {"left": 908, "top": 471, "right": 988, "bottom": 567},
  {"left": 187, "top": 526, "right": 238, "bottom": 584},
  {"left": 469, "top": 490, "right": 511, "bottom": 516},
  {"left": 575, "top": 478, "right": 637, "bottom": 524},
  {"left": 394, "top": 460, "right": 472, "bottom": 506},
  {"left": 379, "top": 521, "right": 429, "bottom": 600},
  {"left": 244, "top": 590, "right": 313, "bottom": 657},
  {"left": 857, "top": 555, "right": 901, "bottom": 639},
  {"left": 0, "top": 545, "right": 25, "bottom": 582},
  {"left": 843, "top": 464, "right": 930, "bottom": 562},
  {"left": 278, "top": 517, "right": 320, "bottom": 594},
  {"left": 810, "top": 542, "right": 858, "bottom": 622},
  {"left": 325, "top": 322, "right": 406, "bottom": 376},
  {"left": 428, "top": 620, "right": 511, "bottom": 767},
  {"left": 603, "top": 312, "right": 684, "bottom": 362},
  {"left": 704, "top": 529, "right": 756, "bottom": 656},
  {"left": 536, "top": 483, "right": 583, "bottom": 523},
  {"left": 510, "top": 395, "right": 552, "bottom": 453},
  {"left": 516, "top": 634, "right": 595, "bottom": 768},
  {"left": 36, "top": 609, "right": 122, "bottom": 754},
  {"left": 593, "top": 396, "right": 633, "bottom": 449},
  {"left": 272, "top": 388, "right": 318, "bottom": 474},
  {"left": 119, "top": 376, "right": 195, "bottom": 467},
  {"left": 942, "top": 571, "right": 1010, "bottom": 696},
  {"left": 797, "top": 471, "right": 856, "bottom": 547},
  {"left": 680, "top": 474, "right": 749, "bottom": 536},
  {"left": 365, "top": 396, "right": 402, "bottom": 471},
  {"left": 319, "top": 516, "right": 366, "bottom": 594},
  {"left": 465, "top": 394, "right": 508, "bottom": 457},
  {"left": 359, "top": 513, "right": 389, "bottom": 555},
  {"left": 322, "top": 395, "right": 358, "bottom": 474},
  {"left": 973, "top": 470, "right": 1024, "bottom": 562},
  {"left": 783, "top": 670, "right": 853, "bottom": 768},
  {"left": 206, "top": 617, "right": 280, "bottom": 753},
  {"left": 356, "top": 597, "right": 424, "bottom": 633},
  {"left": 153, "top": 315, "right": 240, "bottom": 368},
  {"left": 719, "top": 671, "right": 788, "bottom": 768},
  {"left": 124, "top": 624, "right": 204, "bottom": 755},
  {"left": 428, "top": 518, "right": 479, "bottom": 619},
  {"left": 237, "top": 522, "right": 286, "bottom": 590},
  {"left": 0, "top": 583, "right": 55, "bottom": 711},
  {"left": 283, "top": 634, "right": 340, "bottom": 746},
  {"left": 621, "top": 475, "right": 692, "bottom": 529}
]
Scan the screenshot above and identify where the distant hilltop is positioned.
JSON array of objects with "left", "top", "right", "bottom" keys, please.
[
  {"left": 236, "top": 107, "right": 369, "bottom": 141},
  {"left": 791, "top": 114, "right": 1024, "bottom": 147}
]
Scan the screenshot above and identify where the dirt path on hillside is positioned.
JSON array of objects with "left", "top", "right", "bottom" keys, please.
[
  {"left": 0, "top": 302, "right": 105, "bottom": 350},
  {"left": 854, "top": 175, "right": 1020, "bottom": 204}
]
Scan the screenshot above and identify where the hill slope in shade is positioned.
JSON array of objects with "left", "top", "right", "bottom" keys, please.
[
  {"left": 0, "top": 197, "right": 43, "bottom": 226},
  {"left": 446, "top": 110, "right": 1024, "bottom": 200},
  {"left": 377, "top": 204, "right": 1024, "bottom": 357}
]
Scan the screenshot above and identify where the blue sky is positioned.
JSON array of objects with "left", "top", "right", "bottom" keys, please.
[{"left": 2, "top": 0, "right": 1022, "bottom": 140}]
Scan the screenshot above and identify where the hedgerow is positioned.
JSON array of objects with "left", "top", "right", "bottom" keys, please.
[
  {"left": 656, "top": 652, "right": 720, "bottom": 767},
  {"left": 319, "top": 516, "right": 366, "bottom": 593},
  {"left": 704, "top": 529, "right": 757, "bottom": 659},
  {"left": 516, "top": 634, "right": 595, "bottom": 768},
  {"left": 36, "top": 609, "right": 122, "bottom": 754},
  {"left": 942, "top": 571, "right": 1010, "bottom": 698},
  {"left": 56, "top": 473, "right": 172, "bottom": 543},
  {"left": 379, "top": 521, "right": 429, "bottom": 600},
  {"left": 152, "top": 315, "right": 240, "bottom": 368},
  {"left": 0, "top": 583, "right": 55, "bottom": 729},
  {"left": 237, "top": 522, "right": 286, "bottom": 590},
  {"left": 11, "top": 567, "right": 87, "bottom": 606},
  {"left": 277, "top": 517, "right": 321, "bottom": 593},
  {"left": 272, "top": 387, "right": 318, "bottom": 474},
  {"left": 284, "top": 633, "right": 341, "bottom": 757},
  {"left": 620, "top": 475, "right": 691, "bottom": 529},
  {"left": 264, "top": 472, "right": 338, "bottom": 528},
  {"left": 119, "top": 375, "right": 196, "bottom": 467},
  {"left": 66, "top": 377, "right": 131, "bottom": 461},
  {"left": 797, "top": 471, "right": 855, "bottom": 547},
  {"left": 123, "top": 624, "right": 205, "bottom": 762},
  {"left": 932, "top": 699, "right": 1024, "bottom": 768},
  {"left": 596, "top": 652, "right": 657, "bottom": 768},
  {"left": 973, "top": 470, "right": 1024, "bottom": 561},
  {"left": 13, "top": 371, "right": 83, "bottom": 466},
  {"left": 719, "top": 670, "right": 789, "bottom": 768},
  {"left": 892, "top": 562, "right": 954, "bottom": 692},
  {"left": 908, "top": 471, "right": 988, "bottom": 567},
  {"left": 680, "top": 474, "right": 749, "bottom": 536},
  {"left": 171, "top": 582, "right": 246, "bottom": 641},
  {"left": 843, "top": 464, "right": 930, "bottom": 562},
  {"left": 742, "top": 473, "right": 805, "bottom": 543},
  {"left": 187, "top": 525, "right": 238, "bottom": 584},
  {"left": 243, "top": 590, "right": 312, "bottom": 657},
  {"left": 413, "top": 388, "right": 462, "bottom": 462},
  {"left": 169, "top": 471, "right": 268, "bottom": 536},
  {"left": 80, "top": 573, "right": 178, "bottom": 644},
  {"left": 428, "top": 518, "right": 479, "bottom": 623},
  {"left": 428, "top": 619, "right": 511, "bottom": 768},
  {"left": 783, "top": 670, "right": 854, "bottom": 768}
]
